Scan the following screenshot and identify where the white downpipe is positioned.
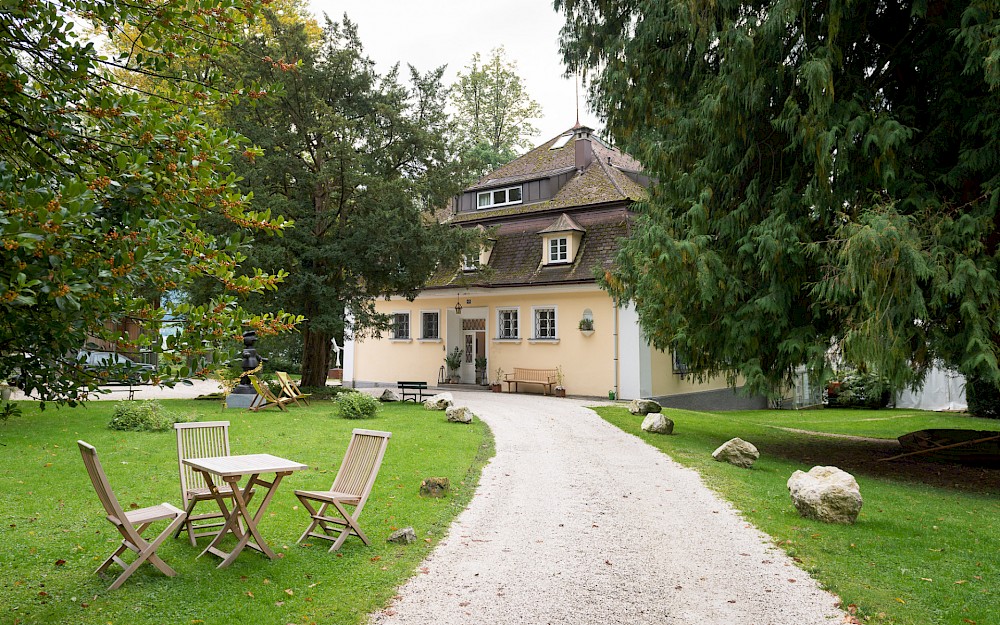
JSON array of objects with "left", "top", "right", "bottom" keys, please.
[{"left": 613, "top": 302, "right": 620, "bottom": 399}]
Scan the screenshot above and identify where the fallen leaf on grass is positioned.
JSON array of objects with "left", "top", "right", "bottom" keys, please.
[
  {"left": 895, "top": 598, "right": 906, "bottom": 604},
  {"left": 54, "top": 559, "right": 65, "bottom": 566},
  {"left": 955, "top": 580, "right": 968, "bottom": 584},
  {"left": 246, "top": 591, "right": 254, "bottom": 598},
  {"left": 920, "top": 578, "right": 933, "bottom": 582},
  {"left": 284, "top": 588, "right": 294, "bottom": 596},
  {"left": 275, "top": 601, "right": 284, "bottom": 607}
]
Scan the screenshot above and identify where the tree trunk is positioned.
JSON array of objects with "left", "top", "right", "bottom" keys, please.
[{"left": 301, "top": 324, "right": 331, "bottom": 388}]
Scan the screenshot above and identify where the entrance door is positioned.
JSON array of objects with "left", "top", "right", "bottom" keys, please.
[{"left": 461, "top": 331, "right": 486, "bottom": 384}]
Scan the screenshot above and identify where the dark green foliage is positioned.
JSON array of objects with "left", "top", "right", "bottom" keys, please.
[
  {"left": 557, "top": 0, "right": 1000, "bottom": 397},
  {"left": 107, "top": 400, "right": 186, "bottom": 432},
  {"left": 966, "top": 377, "right": 1000, "bottom": 419},
  {"left": 300, "top": 385, "right": 357, "bottom": 401},
  {"left": 335, "top": 391, "right": 380, "bottom": 419},
  {"left": 828, "top": 372, "right": 891, "bottom": 409}
]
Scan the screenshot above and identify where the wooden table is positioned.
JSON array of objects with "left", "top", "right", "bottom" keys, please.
[{"left": 183, "top": 454, "right": 307, "bottom": 568}]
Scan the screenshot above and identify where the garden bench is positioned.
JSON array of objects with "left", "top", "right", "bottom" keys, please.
[
  {"left": 504, "top": 367, "right": 558, "bottom": 395},
  {"left": 397, "top": 381, "right": 428, "bottom": 402}
]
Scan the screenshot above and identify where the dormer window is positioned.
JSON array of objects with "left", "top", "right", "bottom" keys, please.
[
  {"left": 463, "top": 255, "right": 477, "bottom": 271},
  {"left": 477, "top": 185, "right": 522, "bottom": 209},
  {"left": 549, "top": 237, "right": 568, "bottom": 263}
]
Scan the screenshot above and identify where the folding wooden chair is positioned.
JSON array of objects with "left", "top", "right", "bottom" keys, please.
[
  {"left": 77, "top": 441, "right": 187, "bottom": 590},
  {"left": 174, "top": 421, "right": 250, "bottom": 546},
  {"left": 248, "top": 375, "right": 292, "bottom": 411},
  {"left": 276, "top": 371, "right": 312, "bottom": 407},
  {"left": 295, "top": 429, "right": 391, "bottom": 551}
]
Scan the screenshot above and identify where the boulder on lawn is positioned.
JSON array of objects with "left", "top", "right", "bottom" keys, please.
[
  {"left": 419, "top": 477, "right": 450, "bottom": 498},
  {"left": 387, "top": 527, "right": 417, "bottom": 544},
  {"left": 787, "top": 466, "right": 863, "bottom": 524},
  {"left": 423, "top": 392, "right": 454, "bottom": 410},
  {"left": 712, "top": 437, "right": 759, "bottom": 468},
  {"left": 379, "top": 388, "right": 400, "bottom": 402},
  {"left": 641, "top": 413, "right": 674, "bottom": 434},
  {"left": 629, "top": 398, "right": 662, "bottom": 415},
  {"left": 446, "top": 405, "right": 474, "bottom": 424}
]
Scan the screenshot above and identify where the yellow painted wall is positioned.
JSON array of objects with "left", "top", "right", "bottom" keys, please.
[
  {"left": 352, "top": 288, "right": 618, "bottom": 396},
  {"left": 648, "top": 346, "right": 733, "bottom": 397}
]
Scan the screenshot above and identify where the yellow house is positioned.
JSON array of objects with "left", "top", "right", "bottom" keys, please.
[{"left": 345, "top": 125, "right": 763, "bottom": 408}]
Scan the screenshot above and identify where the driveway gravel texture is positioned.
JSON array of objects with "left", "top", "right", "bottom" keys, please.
[{"left": 369, "top": 390, "right": 846, "bottom": 625}]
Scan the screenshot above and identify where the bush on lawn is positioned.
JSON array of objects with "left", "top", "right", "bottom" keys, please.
[
  {"left": 828, "top": 371, "right": 891, "bottom": 409},
  {"left": 108, "top": 400, "right": 187, "bottom": 432},
  {"left": 967, "top": 377, "right": 1000, "bottom": 419},
  {"left": 335, "top": 391, "right": 380, "bottom": 419}
]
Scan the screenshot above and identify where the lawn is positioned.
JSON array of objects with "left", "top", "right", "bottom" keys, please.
[
  {"left": 0, "top": 398, "right": 493, "bottom": 625},
  {"left": 594, "top": 406, "right": 999, "bottom": 625}
]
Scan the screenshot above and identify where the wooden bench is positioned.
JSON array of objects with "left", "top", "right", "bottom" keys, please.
[
  {"left": 503, "top": 368, "right": 558, "bottom": 395},
  {"left": 397, "top": 381, "right": 429, "bottom": 402}
]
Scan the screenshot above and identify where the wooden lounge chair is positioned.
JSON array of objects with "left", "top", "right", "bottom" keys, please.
[
  {"left": 248, "top": 375, "right": 292, "bottom": 411},
  {"left": 295, "top": 429, "right": 391, "bottom": 552},
  {"left": 276, "top": 371, "right": 311, "bottom": 407},
  {"left": 77, "top": 441, "right": 187, "bottom": 590},
  {"left": 174, "top": 421, "right": 250, "bottom": 546}
]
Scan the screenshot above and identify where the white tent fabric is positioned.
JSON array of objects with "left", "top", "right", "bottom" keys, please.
[{"left": 895, "top": 367, "right": 967, "bottom": 411}]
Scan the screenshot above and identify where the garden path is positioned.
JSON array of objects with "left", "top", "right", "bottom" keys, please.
[{"left": 369, "top": 391, "right": 845, "bottom": 625}]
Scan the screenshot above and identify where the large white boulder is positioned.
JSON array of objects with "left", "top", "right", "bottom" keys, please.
[
  {"left": 423, "top": 392, "right": 454, "bottom": 410},
  {"left": 641, "top": 413, "right": 674, "bottom": 434},
  {"left": 787, "top": 466, "right": 863, "bottom": 524},
  {"left": 712, "top": 437, "right": 759, "bottom": 469},
  {"left": 446, "top": 405, "right": 474, "bottom": 424}
]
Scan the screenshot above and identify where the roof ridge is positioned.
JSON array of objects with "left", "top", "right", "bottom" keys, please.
[{"left": 593, "top": 152, "right": 628, "bottom": 199}]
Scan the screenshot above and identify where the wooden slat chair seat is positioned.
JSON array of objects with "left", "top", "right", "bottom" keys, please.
[
  {"left": 276, "top": 371, "right": 311, "bottom": 407},
  {"left": 78, "top": 441, "right": 187, "bottom": 590},
  {"left": 248, "top": 375, "right": 292, "bottom": 411},
  {"left": 295, "top": 429, "right": 391, "bottom": 552},
  {"left": 174, "top": 421, "right": 250, "bottom": 546},
  {"left": 503, "top": 367, "right": 558, "bottom": 395}
]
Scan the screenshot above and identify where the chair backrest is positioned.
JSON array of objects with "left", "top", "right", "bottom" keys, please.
[
  {"left": 175, "top": 421, "right": 230, "bottom": 503},
  {"left": 78, "top": 440, "right": 128, "bottom": 524},
  {"left": 330, "top": 429, "right": 392, "bottom": 515},
  {"left": 249, "top": 375, "right": 279, "bottom": 402},
  {"left": 275, "top": 371, "right": 297, "bottom": 397}
]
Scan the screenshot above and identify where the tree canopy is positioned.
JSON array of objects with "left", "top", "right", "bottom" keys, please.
[
  {"left": 557, "top": 0, "right": 1000, "bottom": 396},
  {"left": 208, "top": 14, "right": 481, "bottom": 386},
  {"left": 451, "top": 47, "right": 543, "bottom": 177},
  {"left": 0, "top": 0, "right": 299, "bottom": 404}
]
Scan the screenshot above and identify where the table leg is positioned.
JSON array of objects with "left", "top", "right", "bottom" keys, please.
[
  {"left": 197, "top": 471, "right": 240, "bottom": 560},
  {"left": 215, "top": 471, "right": 292, "bottom": 567}
]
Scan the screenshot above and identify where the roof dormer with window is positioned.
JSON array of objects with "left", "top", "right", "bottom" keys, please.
[{"left": 538, "top": 213, "right": 585, "bottom": 266}]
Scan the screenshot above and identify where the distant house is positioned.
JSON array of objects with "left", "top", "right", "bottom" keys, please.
[{"left": 344, "top": 125, "right": 763, "bottom": 407}]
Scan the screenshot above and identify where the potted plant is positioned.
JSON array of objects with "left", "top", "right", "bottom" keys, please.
[
  {"left": 444, "top": 347, "right": 462, "bottom": 383},
  {"left": 554, "top": 365, "right": 566, "bottom": 398},
  {"left": 578, "top": 317, "right": 594, "bottom": 336},
  {"left": 491, "top": 367, "right": 504, "bottom": 392},
  {"left": 474, "top": 355, "right": 488, "bottom": 386}
]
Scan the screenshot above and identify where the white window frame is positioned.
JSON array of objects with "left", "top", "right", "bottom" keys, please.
[
  {"left": 391, "top": 311, "right": 410, "bottom": 340},
  {"left": 420, "top": 310, "right": 440, "bottom": 340},
  {"left": 477, "top": 185, "right": 523, "bottom": 210},
  {"left": 496, "top": 307, "right": 520, "bottom": 340},
  {"left": 548, "top": 237, "right": 568, "bottom": 263},
  {"left": 532, "top": 306, "right": 558, "bottom": 340},
  {"left": 462, "top": 254, "right": 477, "bottom": 271}
]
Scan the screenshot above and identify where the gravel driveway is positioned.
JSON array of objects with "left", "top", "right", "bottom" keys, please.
[{"left": 371, "top": 391, "right": 845, "bottom": 625}]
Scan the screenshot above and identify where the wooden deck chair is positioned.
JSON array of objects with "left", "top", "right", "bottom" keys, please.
[
  {"left": 248, "top": 375, "right": 291, "bottom": 411},
  {"left": 174, "top": 421, "right": 249, "bottom": 546},
  {"left": 78, "top": 441, "right": 187, "bottom": 590},
  {"left": 276, "top": 371, "right": 311, "bottom": 406},
  {"left": 295, "top": 429, "right": 391, "bottom": 552}
]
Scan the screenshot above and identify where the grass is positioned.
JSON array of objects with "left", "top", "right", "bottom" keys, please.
[
  {"left": 0, "top": 398, "right": 493, "bottom": 625},
  {"left": 594, "top": 406, "right": 999, "bottom": 625}
]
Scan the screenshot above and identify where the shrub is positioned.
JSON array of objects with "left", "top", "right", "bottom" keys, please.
[
  {"left": 300, "top": 385, "right": 355, "bottom": 401},
  {"left": 828, "top": 371, "right": 891, "bottom": 409},
  {"left": 335, "top": 391, "right": 380, "bottom": 419},
  {"left": 967, "top": 377, "right": 1000, "bottom": 419},
  {"left": 108, "top": 400, "right": 186, "bottom": 432}
]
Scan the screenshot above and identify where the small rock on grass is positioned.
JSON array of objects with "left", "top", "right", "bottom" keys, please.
[
  {"left": 419, "top": 477, "right": 450, "bottom": 498},
  {"left": 712, "top": 437, "right": 759, "bottom": 468},
  {"left": 387, "top": 527, "right": 417, "bottom": 544},
  {"left": 446, "top": 405, "right": 474, "bottom": 423},
  {"left": 641, "top": 413, "right": 674, "bottom": 434}
]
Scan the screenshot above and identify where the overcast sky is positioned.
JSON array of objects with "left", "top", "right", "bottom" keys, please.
[{"left": 306, "top": 0, "right": 602, "bottom": 148}]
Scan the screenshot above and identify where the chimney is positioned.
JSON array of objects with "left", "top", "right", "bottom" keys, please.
[{"left": 573, "top": 124, "right": 594, "bottom": 171}]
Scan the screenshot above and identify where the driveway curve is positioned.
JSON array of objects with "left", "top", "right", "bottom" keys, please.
[{"left": 371, "top": 391, "right": 845, "bottom": 625}]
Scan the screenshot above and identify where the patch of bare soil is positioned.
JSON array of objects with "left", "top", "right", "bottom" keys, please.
[{"left": 762, "top": 430, "right": 1000, "bottom": 494}]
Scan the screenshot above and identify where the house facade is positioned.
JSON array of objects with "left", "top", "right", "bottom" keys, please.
[{"left": 344, "top": 125, "right": 762, "bottom": 407}]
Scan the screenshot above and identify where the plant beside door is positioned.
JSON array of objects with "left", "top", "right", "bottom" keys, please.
[{"left": 444, "top": 347, "right": 462, "bottom": 383}]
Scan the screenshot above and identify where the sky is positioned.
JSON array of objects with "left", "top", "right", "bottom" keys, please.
[{"left": 305, "top": 0, "right": 602, "bottom": 148}]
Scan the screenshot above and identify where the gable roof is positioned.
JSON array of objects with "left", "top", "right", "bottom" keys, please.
[{"left": 538, "top": 213, "right": 585, "bottom": 234}]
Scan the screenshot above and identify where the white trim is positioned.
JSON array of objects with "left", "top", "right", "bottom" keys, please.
[
  {"left": 391, "top": 310, "right": 411, "bottom": 340},
  {"left": 419, "top": 309, "right": 441, "bottom": 340},
  {"left": 491, "top": 338, "right": 522, "bottom": 344},
  {"left": 548, "top": 237, "right": 568, "bottom": 263},
  {"left": 477, "top": 185, "right": 523, "bottom": 210},
  {"left": 530, "top": 305, "right": 558, "bottom": 340},
  {"left": 496, "top": 306, "right": 520, "bottom": 340},
  {"left": 527, "top": 338, "right": 560, "bottom": 345}
]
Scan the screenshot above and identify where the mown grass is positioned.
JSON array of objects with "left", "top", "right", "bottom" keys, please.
[
  {"left": 594, "top": 406, "right": 999, "bottom": 625},
  {"left": 0, "top": 399, "right": 493, "bottom": 625}
]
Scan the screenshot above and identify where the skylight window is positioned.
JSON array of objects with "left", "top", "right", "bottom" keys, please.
[{"left": 549, "top": 133, "right": 572, "bottom": 149}]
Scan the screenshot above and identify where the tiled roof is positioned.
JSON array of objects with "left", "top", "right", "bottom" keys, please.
[
  {"left": 538, "top": 213, "right": 585, "bottom": 234},
  {"left": 426, "top": 209, "right": 630, "bottom": 289}
]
